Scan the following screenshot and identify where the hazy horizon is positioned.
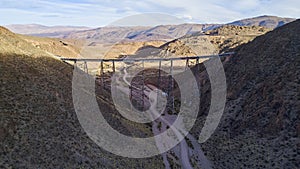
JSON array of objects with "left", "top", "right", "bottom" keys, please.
[
  {"left": 3, "top": 15, "right": 298, "bottom": 28},
  {"left": 0, "top": 0, "right": 299, "bottom": 27}
]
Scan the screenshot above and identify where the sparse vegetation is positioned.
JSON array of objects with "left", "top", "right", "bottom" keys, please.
[{"left": 0, "top": 17, "right": 298, "bottom": 169}]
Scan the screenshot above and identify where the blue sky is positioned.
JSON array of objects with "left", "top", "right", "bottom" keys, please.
[{"left": 0, "top": 0, "right": 299, "bottom": 27}]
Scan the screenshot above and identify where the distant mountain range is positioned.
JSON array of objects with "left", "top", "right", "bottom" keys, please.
[
  {"left": 228, "top": 15, "right": 296, "bottom": 28},
  {"left": 4, "top": 15, "right": 296, "bottom": 42},
  {"left": 0, "top": 24, "right": 273, "bottom": 60},
  {"left": 5, "top": 24, "right": 90, "bottom": 38},
  {"left": 1, "top": 15, "right": 296, "bottom": 60},
  {"left": 65, "top": 23, "right": 223, "bottom": 44}
]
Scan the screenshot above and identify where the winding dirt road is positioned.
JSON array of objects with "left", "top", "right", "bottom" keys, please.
[{"left": 116, "top": 65, "right": 211, "bottom": 169}]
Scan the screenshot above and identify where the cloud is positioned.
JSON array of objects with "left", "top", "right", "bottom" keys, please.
[
  {"left": 109, "top": 13, "right": 185, "bottom": 26},
  {"left": 0, "top": 0, "right": 299, "bottom": 26},
  {"left": 180, "top": 15, "right": 193, "bottom": 21}
]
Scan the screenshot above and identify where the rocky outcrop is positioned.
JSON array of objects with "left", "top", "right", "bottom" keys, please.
[{"left": 157, "top": 25, "right": 271, "bottom": 57}]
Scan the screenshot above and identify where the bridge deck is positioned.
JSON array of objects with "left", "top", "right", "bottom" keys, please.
[
  {"left": 66, "top": 52, "right": 234, "bottom": 111},
  {"left": 60, "top": 52, "right": 234, "bottom": 63}
]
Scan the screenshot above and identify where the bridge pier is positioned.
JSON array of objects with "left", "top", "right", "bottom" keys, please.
[
  {"left": 112, "top": 60, "right": 115, "bottom": 73},
  {"left": 168, "top": 60, "right": 174, "bottom": 114},
  {"left": 157, "top": 60, "right": 162, "bottom": 111},
  {"left": 83, "top": 61, "right": 88, "bottom": 73},
  {"left": 185, "top": 58, "right": 189, "bottom": 70}
]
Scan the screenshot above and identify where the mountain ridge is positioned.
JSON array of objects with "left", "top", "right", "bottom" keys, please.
[
  {"left": 5, "top": 24, "right": 91, "bottom": 38},
  {"left": 228, "top": 15, "right": 296, "bottom": 29},
  {"left": 4, "top": 15, "right": 296, "bottom": 41}
]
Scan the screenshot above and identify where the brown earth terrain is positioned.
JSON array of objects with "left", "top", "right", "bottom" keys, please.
[
  {"left": 0, "top": 26, "right": 80, "bottom": 58},
  {"left": 0, "top": 18, "right": 299, "bottom": 168},
  {"left": 100, "top": 25, "right": 271, "bottom": 62},
  {"left": 0, "top": 54, "right": 163, "bottom": 168},
  {"left": 158, "top": 25, "right": 271, "bottom": 57},
  {"left": 0, "top": 25, "right": 165, "bottom": 169},
  {"left": 104, "top": 41, "right": 166, "bottom": 59},
  {"left": 189, "top": 19, "right": 300, "bottom": 168}
]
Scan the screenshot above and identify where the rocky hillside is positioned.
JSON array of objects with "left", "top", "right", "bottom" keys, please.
[
  {"left": 205, "top": 25, "right": 270, "bottom": 36},
  {"left": 156, "top": 25, "right": 271, "bottom": 57},
  {"left": 0, "top": 56, "right": 163, "bottom": 168},
  {"left": 158, "top": 35, "right": 218, "bottom": 57},
  {"left": 191, "top": 19, "right": 299, "bottom": 168},
  {"left": 104, "top": 41, "right": 165, "bottom": 59},
  {"left": 0, "top": 26, "right": 80, "bottom": 58},
  {"left": 229, "top": 15, "right": 296, "bottom": 29},
  {"left": 205, "top": 25, "right": 271, "bottom": 53}
]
